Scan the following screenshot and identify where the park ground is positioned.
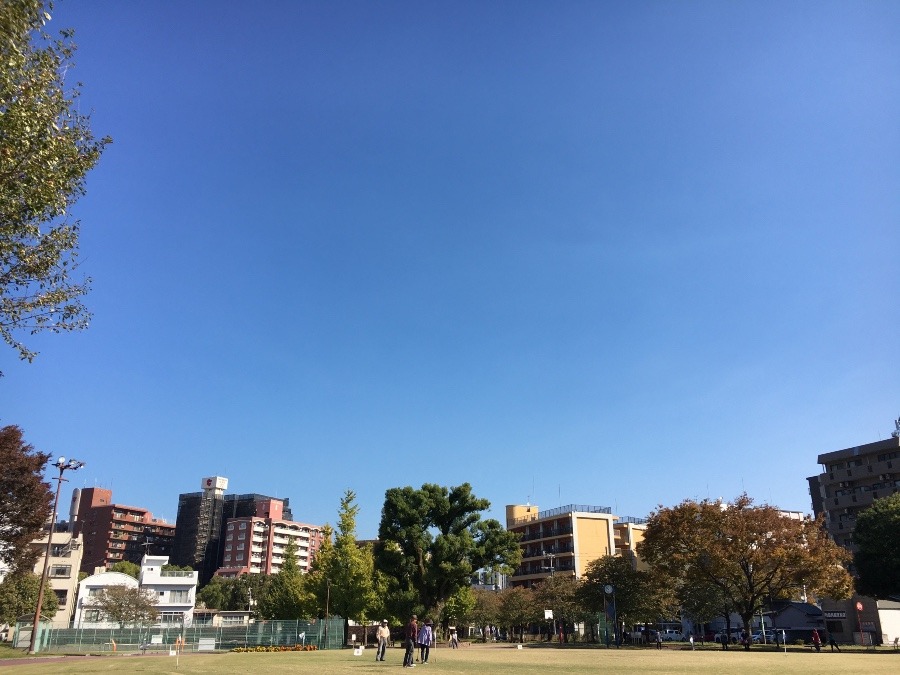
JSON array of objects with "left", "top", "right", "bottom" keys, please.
[{"left": 0, "top": 643, "right": 898, "bottom": 674}]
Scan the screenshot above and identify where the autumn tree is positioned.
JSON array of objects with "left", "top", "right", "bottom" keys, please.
[
  {"left": 257, "top": 539, "right": 311, "bottom": 619},
  {"left": 87, "top": 585, "right": 157, "bottom": 628},
  {"left": 0, "top": 571, "right": 58, "bottom": 624},
  {"left": 375, "top": 483, "right": 521, "bottom": 619},
  {"left": 0, "top": 425, "right": 51, "bottom": 572},
  {"left": 0, "top": 0, "right": 110, "bottom": 369},
  {"left": 853, "top": 492, "right": 900, "bottom": 599},
  {"left": 638, "top": 495, "right": 853, "bottom": 643},
  {"left": 307, "top": 490, "right": 379, "bottom": 640}
]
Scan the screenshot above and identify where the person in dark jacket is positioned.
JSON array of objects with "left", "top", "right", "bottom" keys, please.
[{"left": 403, "top": 615, "right": 418, "bottom": 667}]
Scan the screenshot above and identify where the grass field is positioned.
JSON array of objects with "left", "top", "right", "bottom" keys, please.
[{"left": 0, "top": 643, "right": 897, "bottom": 674}]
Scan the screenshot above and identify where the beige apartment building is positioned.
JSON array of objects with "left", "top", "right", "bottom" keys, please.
[{"left": 505, "top": 503, "right": 647, "bottom": 587}]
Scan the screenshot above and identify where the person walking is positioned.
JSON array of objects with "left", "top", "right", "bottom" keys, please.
[
  {"left": 812, "top": 629, "right": 821, "bottom": 652},
  {"left": 375, "top": 620, "right": 390, "bottom": 662},
  {"left": 720, "top": 632, "right": 728, "bottom": 650},
  {"left": 403, "top": 615, "right": 418, "bottom": 668},
  {"left": 689, "top": 633, "right": 695, "bottom": 650},
  {"left": 449, "top": 627, "right": 459, "bottom": 649},
  {"left": 656, "top": 631, "right": 662, "bottom": 650},
  {"left": 828, "top": 631, "right": 841, "bottom": 652},
  {"left": 418, "top": 619, "right": 434, "bottom": 664}
]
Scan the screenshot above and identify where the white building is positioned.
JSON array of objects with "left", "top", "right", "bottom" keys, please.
[{"left": 73, "top": 555, "right": 198, "bottom": 628}]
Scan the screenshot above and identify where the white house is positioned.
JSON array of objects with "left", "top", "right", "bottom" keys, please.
[
  {"left": 73, "top": 555, "right": 198, "bottom": 628},
  {"left": 139, "top": 555, "right": 198, "bottom": 627}
]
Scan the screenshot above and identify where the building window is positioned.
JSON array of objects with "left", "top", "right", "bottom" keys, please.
[
  {"left": 222, "top": 615, "right": 244, "bottom": 625},
  {"left": 227, "top": 523, "right": 234, "bottom": 530},
  {"left": 238, "top": 533, "right": 246, "bottom": 540},
  {"left": 239, "top": 522, "right": 247, "bottom": 530},
  {"left": 83, "top": 609, "right": 102, "bottom": 622},
  {"left": 49, "top": 564, "right": 71, "bottom": 578},
  {"left": 159, "top": 612, "right": 183, "bottom": 624},
  {"left": 237, "top": 543, "right": 245, "bottom": 550},
  {"left": 168, "top": 590, "right": 191, "bottom": 603}
]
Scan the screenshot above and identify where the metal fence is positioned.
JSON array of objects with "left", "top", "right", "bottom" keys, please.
[{"left": 20, "top": 619, "right": 346, "bottom": 654}]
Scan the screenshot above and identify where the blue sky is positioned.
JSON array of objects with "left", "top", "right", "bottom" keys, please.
[{"left": 2, "top": 1, "right": 898, "bottom": 539}]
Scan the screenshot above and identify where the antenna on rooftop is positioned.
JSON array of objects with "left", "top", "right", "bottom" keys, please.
[{"left": 891, "top": 415, "right": 900, "bottom": 439}]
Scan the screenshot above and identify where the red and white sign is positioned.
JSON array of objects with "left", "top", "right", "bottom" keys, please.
[{"left": 856, "top": 601, "right": 863, "bottom": 611}]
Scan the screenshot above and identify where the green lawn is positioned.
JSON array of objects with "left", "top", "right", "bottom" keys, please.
[{"left": 0, "top": 643, "right": 897, "bottom": 674}]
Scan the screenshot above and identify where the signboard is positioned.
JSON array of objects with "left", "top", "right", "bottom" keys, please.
[
  {"left": 824, "top": 611, "right": 846, "bottom": 619},
  {"left": 544, "top": 610, "right": 553, "bottom": 620},
  {"left": 856, "top": 601, "right": 863, "bottom": 611}
]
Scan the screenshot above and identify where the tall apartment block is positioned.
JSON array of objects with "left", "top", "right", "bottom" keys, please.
[
  {"left": 71, "top": 487, "right": 175, "bottom": 573},
  {"left": 171, "top": 476, "right": 296, "bottom": 585},
  {"left": 808, "top": 427, "right": 900, "bottom": 645},
  {"left": 213, "top": 497, "right": 324, "bottom": 577},
  {"left": 505, "top": 503, "right": 647, "bottom": 588},
  {"left": 28, "top": 528, "right": 84, "bottom": 627}
]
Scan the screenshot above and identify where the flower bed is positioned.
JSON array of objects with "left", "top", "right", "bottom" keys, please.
[{"left": 232, "top": 644, "right": 319, "bottom": 652}]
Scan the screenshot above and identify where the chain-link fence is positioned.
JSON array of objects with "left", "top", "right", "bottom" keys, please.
[{"left": 19, "top": 618, "right": 345, "bottom": 654}]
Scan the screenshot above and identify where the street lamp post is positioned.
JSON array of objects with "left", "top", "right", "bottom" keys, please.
[{"left": 29, "top": 457, "right": 85, "bottom": 654}]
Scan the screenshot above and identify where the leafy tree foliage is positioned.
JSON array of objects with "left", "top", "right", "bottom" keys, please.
[
  {"left": 307, "top": 490, "right": 379, "bottom": 639},
  {"left": 497, "top": 586, "right": 539, "bottom": 642},
  {"left": 638, "top": 494, "right": 853, "bottom": 641},
  {"left": 0, "top": 425, "right": 51, "bottom": 572},
  {"left": 196, "top": 573, "right": 269, "bottom": 612},
  {"left": 108, "top": 560, "right": 140, "bottom": 579},
  {"left": 441, "top": 585, "right": 476, "bottom": 629},
  {"left": 0, "top": 571, "right": 57, "bottom": 624},
  {"left": 853, "top": 492, "right": 900, "bottom": 599},
  {"left": 0, "top": 0, "right": 110, "bottom": 367},
  {"left": 87, "top": 584, "right": 157, "bottom": 627},
  {"left": 257, "top": 539, "right": 311, "bottom": 619},
  {"left": 469, "top": 587, "right": 501, "bottom": 642},
  {"left": 577, "top": 555, "right": 672, "bottom": 633},
  {"left": 375, "top": 483, "right": 521, "bottom": 618}
]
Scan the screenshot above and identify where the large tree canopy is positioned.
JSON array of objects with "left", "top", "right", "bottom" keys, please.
[
  {"left": 853, "top": 492, "right": 900, "bottom": 599},
  {"left": 1, "top": 0, "right": 109, "bottom": 367},
  {"left": 0, "top": 425, "right": 51, "bottom": 572},
  {"left": 87, "top": 584, "right": 157, "bottom": 628},
  {"left": 577, "top": 555, "right": 672, "bottom": 631},
  {"left": 0, "top": 571, "right": 57, "bottom": 624},
  {"left": 375, "top": 483, "right": 521, "bottom": 618},
  {"left": 257, "top": 539, "right": 310, "bottom": 619},
  {"left": 637, "top": 494, "right": 853, "bottom": 640}
]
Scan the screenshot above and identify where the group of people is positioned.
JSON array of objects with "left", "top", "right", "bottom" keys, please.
[{"left": 375, "top": 614, "right": 439, "bottom": 666}]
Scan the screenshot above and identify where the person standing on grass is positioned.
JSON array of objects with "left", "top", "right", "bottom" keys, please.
[
  {"left": 812, "top": 629, "right": 821, "bottom": 652},
  {"left": 403, "top": 615, "right": 418, "bottom": 668},
  {"left": 418, "top": 618, "right": 434, "bottom": 664},
  {"left": 827, "top": 631, "right": 841, "bottom": 652},
  {"left": 375, "top": 620, "right": 390, "bottom": 662}
]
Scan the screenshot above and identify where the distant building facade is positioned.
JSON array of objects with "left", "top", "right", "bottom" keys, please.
[
  {"left": 71, "top": 487, "right": 175, "bottom": 574},
  {"left": 213, "top": 498, "right": 324, "bottom": 577},
  {"left": 505, "top": 503, "right": 647, "bottom": 587},
  {"left": 171, "top": 476, "right": 297, "bottom": 585},
  {"left": 808, "top": 430, "right": 900, "bottom": 645}
]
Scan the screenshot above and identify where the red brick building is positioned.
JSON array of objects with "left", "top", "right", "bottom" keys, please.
[{"left": 71, "top": 487, "right": 175, "bottom": 573}]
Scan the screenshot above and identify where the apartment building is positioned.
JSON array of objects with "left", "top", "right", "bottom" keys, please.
[
  {"left": 28, "top": 529, "right": 84, "bottom": 627},
  {"left": 71, "top": 487, "right": 175, "bottom": 573},
  {"left": 505, "top": 503, "right": 647, "bottom": 587},
  {"left": 171, "top": 476, "right": 296, "bottom": 584},
  {"left": 214, "top": 498, "right": 323, "bottom": 577},
  {"left": 807, "top": 426, "right": 900, "bottom": 645}
]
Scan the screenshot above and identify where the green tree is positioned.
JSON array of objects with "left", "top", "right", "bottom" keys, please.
[
  {"left": 0, "top": 0, "right": 110, "bottom": 368},
  {"left": 638, "top": 494, "right": 853, "bottom": 644},
  {"left": 534, "top": 575, "right": 580, "bottom": 642},
  {"left": 853, "top": 492, "right": 900, "bottom": 599},
  {"left": 108, "top": 560, "right": 140, "bottom": 579},
  {"left": 469, "top": 588, "right": 501, "bottom": 642},
  {"left": 497, "top": 586, "right": 538, "bottom": 643},
  {"left": 577, "top": 555, "right": 673, "bottom": 641},
  {"left": 0, "top": 425, "right": 51, "bottom": 572},
  {"left": 257, "top": 539, "right": 311, "bottom": 619},
  {"left": 0, "top": 571, "right": 58, "bottom": 624},
  {"left": 307, "top": 490, "right": 379, "bottom": 641},
  {"left": 87, "top": 584, "right": 157, "bottom": 628},
  {"left": 196, "top": 573, "right": 269, "bottom": 611},
  {"left": 375, "top": 483, "right": 521, "bottom": 619}
]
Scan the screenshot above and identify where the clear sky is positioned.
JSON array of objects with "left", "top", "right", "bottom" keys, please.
[{"left": 2, "top": 1, "right": 898, "bottom": 539}]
